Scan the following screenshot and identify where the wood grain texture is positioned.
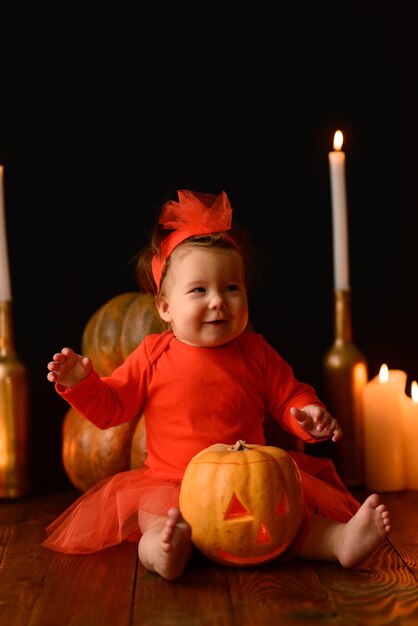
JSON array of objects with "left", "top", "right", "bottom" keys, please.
[
  {"left": 386, "top": 491, "right": 418, "bottom": 577},
  {"left": 0, "top": 491, "right": 137, "bottom": 626},
  {"left": 1, "top": 490, "right": 417, "bottom": 625}
]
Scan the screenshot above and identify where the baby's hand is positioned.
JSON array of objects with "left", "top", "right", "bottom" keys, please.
[
  {"left": 47, "top": 347, "right": 92, "bottom": 389},
  {"left": 290, "top": 405, "right": 342, "bottom": 442}
]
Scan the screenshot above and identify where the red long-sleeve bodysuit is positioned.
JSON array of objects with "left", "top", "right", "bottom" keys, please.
[{"left": 43, "top": 331, "right": 359, "bottom": 555}]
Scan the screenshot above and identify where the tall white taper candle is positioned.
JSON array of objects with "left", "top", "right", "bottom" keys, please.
[{"left": 328, "top": 130, "right": 350, "bottom": 291}]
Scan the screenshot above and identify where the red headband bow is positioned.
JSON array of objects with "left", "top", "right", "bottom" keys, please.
[{"left": 151, "top": 189, "right": 237, "bottom": 290}]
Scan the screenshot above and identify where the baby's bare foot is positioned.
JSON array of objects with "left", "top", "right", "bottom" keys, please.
[
  {"left": 337, "top": 493, "right": 391, "bottom": 568},
  {"left": 154, "top": 508, "right": 193, "bottom": 580}
]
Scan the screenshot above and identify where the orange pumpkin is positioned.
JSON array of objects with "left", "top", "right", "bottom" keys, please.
[
  {"left": 61, "top": 292, "right": 161, "bottom": 491},
  {"left": 62, "top": 409, "right": 147, "bottom": 492},
  {"left": 179, "top": 440, "right": 303, "bottom": 566},
  {"left": 82, "top": 291, "right": 163, "bottom": 376}
]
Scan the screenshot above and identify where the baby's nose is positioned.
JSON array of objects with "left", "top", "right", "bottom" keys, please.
[{"left": 209, "top": 292, "right": 225, "bottom": 309}]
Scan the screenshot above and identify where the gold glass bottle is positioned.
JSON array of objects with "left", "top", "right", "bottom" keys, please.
[
  {"left": 323, "top": 290, "right": 368, "bottom": 487},
  {"left": 0, "top": 300, "right": 31, "bottom": 497}
]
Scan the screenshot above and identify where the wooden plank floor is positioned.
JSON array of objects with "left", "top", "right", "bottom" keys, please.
[{"left": 0, "top": 489, "right": 417, "bottom": 626}]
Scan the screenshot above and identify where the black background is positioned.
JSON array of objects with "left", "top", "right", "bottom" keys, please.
[{"left": 1, "top": 26, "right": 417, "bottom": 493}]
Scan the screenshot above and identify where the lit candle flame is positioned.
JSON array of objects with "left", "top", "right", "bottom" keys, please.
[
  {"left": 333, "top": 130, "right": 343, "bottom": 151},
  {"left": 379, "top": 363, "right": 389, "bottom": 383},
  {"left": 412, "top": 381, "right": 418, "bottom": 403}
]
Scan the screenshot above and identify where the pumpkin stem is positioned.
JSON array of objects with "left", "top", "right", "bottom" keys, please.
[{"left": 228, "top": 440, "right": 247, "bottom": 451}]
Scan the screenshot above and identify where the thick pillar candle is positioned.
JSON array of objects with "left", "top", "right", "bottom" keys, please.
[
  {"left": 362, "top": 365, "right": 406, "bottom": 492},
  {"left": 0, "top": 166, "right": 12, "bottom": 301},
  {"left": 328, "top": 131, "right": 350, "bottom": 291},
  {"left": 403, "top": 381, "right": 418, "bottom": 490}
]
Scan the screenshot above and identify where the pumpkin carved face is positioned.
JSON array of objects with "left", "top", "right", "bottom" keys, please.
[{"left": 179, "top": 441, "right": 304, "bottom": 566}]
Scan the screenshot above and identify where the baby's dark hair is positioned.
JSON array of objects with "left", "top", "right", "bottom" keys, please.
[{"left": 136, "top": 222, "right": 256, "bottom": 297}]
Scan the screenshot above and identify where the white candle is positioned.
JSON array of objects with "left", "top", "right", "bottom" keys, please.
[
  {"left": 328, "top": 130, "right": 350, "bottom": 291},
  {"left": 362, "top": 364, "right": 406, "bottom": 492},
  {"left": 402, "top": 381, "right": 418, "bottom": 490},
  {"left": 0, "top": 166, "right": 12, "bottom": 301}
]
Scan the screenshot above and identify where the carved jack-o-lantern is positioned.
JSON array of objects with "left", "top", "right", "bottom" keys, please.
[{"left": 179, "top": 441, "right": 304, "bottom": 566}]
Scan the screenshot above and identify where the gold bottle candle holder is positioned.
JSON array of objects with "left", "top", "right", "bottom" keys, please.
[
  {"left": 322, "top": 290, "right": 368, "bottom": 487},
  {"left": 0, "top": 300, "right": 31, "bottom": 497}
]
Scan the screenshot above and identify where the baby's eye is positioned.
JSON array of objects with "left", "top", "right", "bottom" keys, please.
[
  {"left": 191, "top": 287, "right": 206, "bottom": 293},
  {"left": 225, "top": 284, "right": 239, "bottom": 292}
]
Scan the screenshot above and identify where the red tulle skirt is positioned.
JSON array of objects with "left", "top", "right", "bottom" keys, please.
[{"left": 43, "top": 452, "right": 360, "bottom": 556}]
